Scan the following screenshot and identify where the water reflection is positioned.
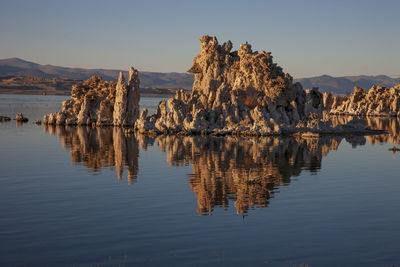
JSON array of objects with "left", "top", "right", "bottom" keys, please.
[
  {"left": 156, "top": 135, "right": 347, "bottom": 215},
  {"left": 43, "top": 125, "right": 139, "bottom": 184},
  {"left": 330, "top": 116, "right": 400, "bottom": 144},
  {"left": 44, "top": 116, "right": 400, "bottom": 215},
  {"left": 44, "top": 125, "right": 373, "bottom": 215}
]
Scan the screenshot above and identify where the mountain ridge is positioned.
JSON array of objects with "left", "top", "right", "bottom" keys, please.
[
  {"left": 295, "top": 74, "right": 400, "bottom": 94},
  {"left": 1, "top": 58, "right": 400, "bottom": 95},
  {"left": 0, "top": 57, "right": 194, "bottom": 89}
]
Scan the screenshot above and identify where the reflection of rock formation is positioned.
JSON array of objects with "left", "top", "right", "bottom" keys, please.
[
  {"left": 329, "top": 116, "right": 400, "bottom": 144},
  {"left": 155, "top": 135, "right": 350, "bottom": 215},
  {"left": 44, "top": 125, "right": 139, "bottom": 184},
  {"left": 365, "top": 117, "right": 400, "bottom": 144}
]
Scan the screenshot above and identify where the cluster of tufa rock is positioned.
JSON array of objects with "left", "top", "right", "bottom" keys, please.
[
  {"left": 42, "top": 35, "right": 385, "bottom": 136},
  {"left": 16, "top": 113, "right": 28, "bottom": 122},
  {"left": 135, "top": 35, "right": 366, "bottom": 135},
  {"left": 43, "top": 67, "right": 140, "bottom": 126},
  {"left": 0, "top": 116, "right": 11, "bottom": 122},
  {"left": 324, "top": 84, "right": 400, "bottom": 117}
]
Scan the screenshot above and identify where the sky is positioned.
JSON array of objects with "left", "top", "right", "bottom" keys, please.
[{"left": 0, "top": 0, "right": 399, "bottom": 78}]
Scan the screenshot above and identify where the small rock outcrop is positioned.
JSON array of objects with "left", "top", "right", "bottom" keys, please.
[
  {"left": 15, "top": 113, "right": 28, "bottom": 122},
  {"left": 43, "top": 67, "right": 140, "bottom": 126},
  {"left": 135, "top": 35, "right": 367, "bottom": 136},
  {"left": 325, "top": 84, "right": 400, "bottom": 117},
  {"left": 113, "top": 68, "right": 140, "bottom": 126},
  {"left": 0, "top": 116, "right": 11, "bottom": 122}
]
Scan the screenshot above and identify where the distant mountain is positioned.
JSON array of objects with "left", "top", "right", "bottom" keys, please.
[
  {"left": 0, "top": 58, "right": 194, "bottom": 89},
  {"left": 294, "top": 75, "right": 400, "bottom": 94},
  {"left": 1, "top": 58, "right": 400, "bottom": 95},
  {"left": 0, "top": 75, "right": 78, "bottom": 95}
]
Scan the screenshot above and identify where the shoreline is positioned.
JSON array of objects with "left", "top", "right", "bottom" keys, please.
[{"left": 0, "top": 91, "right": 175, "bottom": 98}]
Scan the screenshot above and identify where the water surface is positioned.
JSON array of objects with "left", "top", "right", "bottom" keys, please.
[{"left": 0, "top": 95, "right": 400, "bottom": 266}]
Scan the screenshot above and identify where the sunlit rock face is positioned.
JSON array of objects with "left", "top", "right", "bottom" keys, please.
[
  {"left": 43, "top": 125, "right": 139, "bottom": 184},
  {"left": 135, "top": 35, "right": 373, "bottom": 135},
  {"left": 155, "top": 135, "right": 349, "bottom": 215},
  {"left": 43, "top": 67, "right": 140, "bottom": 126},
  {"left": 113, "top": 68, "right": 141, "bottom": 126},
  {"left": 15, "top": 112, "right": 28, "bottom": 122},
  {"left": 325, "top": 84, "right": 400, "bottom": 117}
]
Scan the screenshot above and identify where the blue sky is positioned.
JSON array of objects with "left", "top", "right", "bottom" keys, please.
[{"left": 0, "top": 0, "right": 399, "bottom": 77}]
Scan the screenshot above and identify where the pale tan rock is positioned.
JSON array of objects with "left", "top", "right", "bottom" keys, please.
[
  {"left": 0, "top": 116, "right": 11, "bottom": 122},
  {"left": 113, "top": 72, "right": 129, "bottom": 126},
  {"left": 136, "top": 35, "right": 367, "bottom": 136},
  {"left": 329, "top": 84, "right": 400, "bottom": 117},
  {"left": 43, "top": 68, "right": 140, "bottom": 126},
  {"left": 16, "top": 113, "right": 28, "bottom": 122}
]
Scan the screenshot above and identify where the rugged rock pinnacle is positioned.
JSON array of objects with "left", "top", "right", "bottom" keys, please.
[
  {"left": 43, "top": 67, "right": 140, "bottom": 126},
  {"left": 135, "top": 35, "right": 357, "bottom": 135}
]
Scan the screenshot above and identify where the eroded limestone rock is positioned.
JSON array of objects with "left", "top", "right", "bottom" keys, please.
[
  {"left": 43, "top": 67, "right": 140, "bottom": 126},
  {"left": 136, "top": 35, "right": 367, "bottom": 136},
  {"left": 326, "top": 84, "right": 400, "bottom": 117},
  {"left": 16, "top": 113, "right": 28, "bottom": 122},
  {"left": 0, "top": 116, "right": 11, "bottom": 122}
]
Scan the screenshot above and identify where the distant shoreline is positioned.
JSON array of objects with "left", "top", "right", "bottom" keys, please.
[{"left": 0, "top": 90, "right": 177, "bottom": 98}]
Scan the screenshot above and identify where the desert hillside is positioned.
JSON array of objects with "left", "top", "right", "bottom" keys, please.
[{"left": 1, "top": 58, "right": 399, "bottom": 95}]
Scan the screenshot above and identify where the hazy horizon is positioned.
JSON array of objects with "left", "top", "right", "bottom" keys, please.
[
  {"left": 1, "top": 0, "right": 399, "bottom": 78},
  {"left": 2, "top": 56, "right": 400, "bottom": 80}
]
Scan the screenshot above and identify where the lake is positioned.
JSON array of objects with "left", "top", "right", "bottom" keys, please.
[{"left": 0, "top": 95, "right": 400, "bottom": 266}]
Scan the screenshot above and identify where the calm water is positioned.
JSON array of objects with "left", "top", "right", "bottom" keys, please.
[{"left": 1, "top": 95, "right": 400, "bottom": 266}]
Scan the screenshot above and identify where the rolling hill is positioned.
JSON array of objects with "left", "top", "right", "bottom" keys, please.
[
  {"left": 1, "top": 58, "right": 399, "bottom": 95},
  {"left": 294, "top": 74, "right": 400, "bottom": 94},
  {"left": 0, "top": 58, "right": 194, "bottom": 89}
]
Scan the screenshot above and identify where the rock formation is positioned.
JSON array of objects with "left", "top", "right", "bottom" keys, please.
[
  {"left": 113, "top": 68, "right": 141, "bottom": 126},
  {"left": 0, "top": 116, "right": 11, "bottom": 122},
  {"left": 43, "top": 67, "right": 140, "bottom": 126},
  {"left": 135, "top": 35, "right": 371, "bottom": 136},
  {"left": 41, "top": 35, "right": 389, "bottom": 136},
  {"left": 325, "top": 84, "right": 400, "bottom": 117},
  {"left": 15, "top": 113, "right": 28, "bottom": 122}
]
